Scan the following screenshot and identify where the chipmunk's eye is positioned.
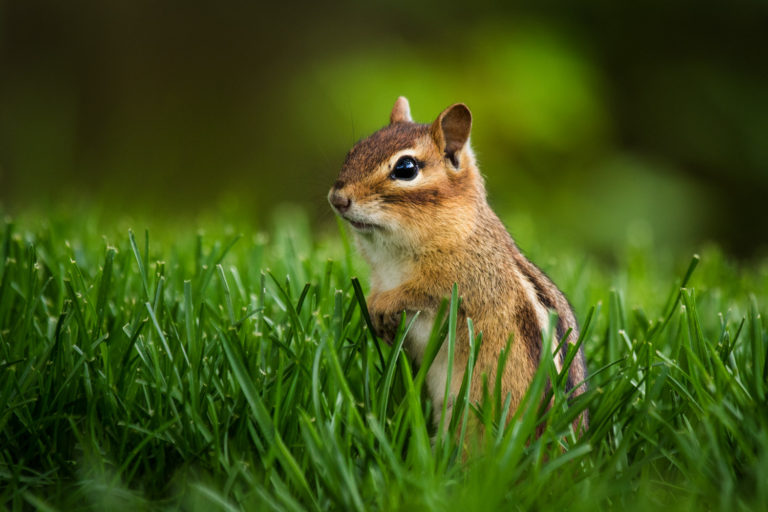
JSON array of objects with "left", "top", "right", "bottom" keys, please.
[{"left": 390, "top": 156, "right": 420, "bottom": 181}]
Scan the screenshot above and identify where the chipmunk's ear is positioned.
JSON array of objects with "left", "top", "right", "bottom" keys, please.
[
  {"left": 389, "top": 96, "right": 413, "bottom": 124},
  {"left": 431, "top": 103, "right": 472, "bottom": 168}
]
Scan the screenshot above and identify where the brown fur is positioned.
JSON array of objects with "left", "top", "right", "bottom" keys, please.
[{"left": 328, "top": 97, "right": 588, "bottom": 436}]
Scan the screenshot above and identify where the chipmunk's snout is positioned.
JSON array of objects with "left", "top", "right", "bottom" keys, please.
[{"left": 328, "top": 190, "right": 352, "bottom": 214}]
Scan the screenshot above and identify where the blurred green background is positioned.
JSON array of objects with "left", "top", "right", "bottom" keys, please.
[{"left": 1, "top": 0, "right": 767, "bottom": 258}]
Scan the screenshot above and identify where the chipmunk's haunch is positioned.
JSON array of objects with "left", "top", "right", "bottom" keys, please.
[{"left": 328, "top": 97, "right": 588, "bottom": 432}]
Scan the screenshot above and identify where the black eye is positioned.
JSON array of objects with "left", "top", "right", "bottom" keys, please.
[{"left": 390, "top": 156, "right": 420, "bottom": 181}]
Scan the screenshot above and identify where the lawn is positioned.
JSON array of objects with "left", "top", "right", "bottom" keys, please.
[{"left": 1, "top": 209, "right": 767, "bottom": 511}]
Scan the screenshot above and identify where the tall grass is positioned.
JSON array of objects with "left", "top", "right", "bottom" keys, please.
[{"left": 0, "top": 211, "right": 766, "bottom": 511}]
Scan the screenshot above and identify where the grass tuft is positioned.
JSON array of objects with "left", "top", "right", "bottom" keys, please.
[{"left": 0, "top": 212, "right": 766, "bottom": 511}]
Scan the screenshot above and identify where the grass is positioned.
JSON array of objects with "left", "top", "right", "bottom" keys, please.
[{"left": 0, "top": 209, "right": 767, "bottom": 511}]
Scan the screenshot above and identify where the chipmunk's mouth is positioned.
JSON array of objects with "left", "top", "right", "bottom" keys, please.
[
  {"left": 347, "top": 219, "right": 379, "bottom": 232},
  {"left": 338, "top": 214, "right": 380, "bottom": 232}
]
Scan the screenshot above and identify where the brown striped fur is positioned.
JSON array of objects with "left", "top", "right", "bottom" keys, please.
[{"left": 328, "top": 97, "right": 588, "bottom": 436}]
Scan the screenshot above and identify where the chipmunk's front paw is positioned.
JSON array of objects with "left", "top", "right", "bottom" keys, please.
[
  {"left": 370, "top": 310, "right": 401, "bottom": 345},
  {"left": 367, "top": 291, "right": 409, "bottom": 345}
]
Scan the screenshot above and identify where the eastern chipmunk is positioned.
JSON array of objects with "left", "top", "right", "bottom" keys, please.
[{"left": 328, "top": 97, "right": 588, "bottom": 433}]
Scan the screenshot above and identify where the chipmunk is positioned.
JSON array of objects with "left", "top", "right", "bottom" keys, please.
[{"left": 328, "top": 97, "right": 588, "bottom": 434}]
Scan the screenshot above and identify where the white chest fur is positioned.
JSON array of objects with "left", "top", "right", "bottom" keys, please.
[
  {"left": 370, "top": 257, "right": 407, "bottom": 292},
  {"left": 405, "top": 312, "right": 452, "bottom": 419},
  {"left": 404, "top": 312, "right": 434, "bottom": 364},
  {"left": 358, "top": 236, "right": 411, "bottom": 293},
  {"left": 356, "top": 235, "right": 451, "bottom": 418}
]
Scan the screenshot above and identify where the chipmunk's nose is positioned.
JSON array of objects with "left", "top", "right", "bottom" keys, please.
[{"left": 329, "top": 190, "right": 352, "bottom": 213}]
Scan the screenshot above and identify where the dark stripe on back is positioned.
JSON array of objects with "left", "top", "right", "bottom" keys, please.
[
  {"left": 515, "top": 256, "right": 585, "bottom": 416},
  {"left": 518, "top": 262, "right": 568, "bottom": 348},
  {"left": 565, "top": 369, "right": 574, "bottom": 394},
  {"left": 517, "top": 300, "right": 542, "bottom": 365},
  {"left": 517, "top": 259, "right": 574, "bottom": 391}
]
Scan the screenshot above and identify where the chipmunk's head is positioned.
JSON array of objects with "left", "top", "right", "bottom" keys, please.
[{"left": 328, "top": 97, "right": 483, "bottom": 251}]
